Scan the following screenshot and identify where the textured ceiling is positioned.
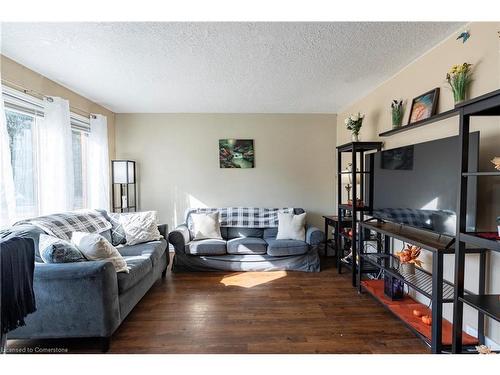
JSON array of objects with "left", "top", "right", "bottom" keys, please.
[{"left": 1, "top": 22, "right": 464, "bottom": 113}]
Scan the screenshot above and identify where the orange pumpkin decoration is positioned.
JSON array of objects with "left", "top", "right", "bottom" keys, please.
[
  {"left": 413, "top": 309, "right": 423, "bottom": 317},
  {"left": 421, "top": 315, "right": 432, "bottom": 325}
]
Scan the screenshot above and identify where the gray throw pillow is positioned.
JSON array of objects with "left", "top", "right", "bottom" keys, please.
[
  {"left": 108, "top": 212, "right": 127, "bottom": 246},
  {"left": 39, "top": 234, "right": 86, "bottom": 263}
]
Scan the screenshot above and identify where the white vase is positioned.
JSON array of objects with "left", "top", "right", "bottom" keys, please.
[
  {"left": 400, "top": 263, "right": 415, "bottom": 275},
  {"left": 351, "top": 133, "right": 359, "bottom": 142}
]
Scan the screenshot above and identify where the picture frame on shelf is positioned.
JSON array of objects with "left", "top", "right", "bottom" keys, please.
[{"left": 408, "top": 88, "right": 440, "bottom": 125}]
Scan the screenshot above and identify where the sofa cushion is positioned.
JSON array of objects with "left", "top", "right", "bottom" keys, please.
[
  {"left": 227, "top": 237, "right": 268, "bottom": 255},
  {"left": 3, "top": 224, "right": 46, "bottom": 262},
  {"left": 225, "top": 227, "right": 264, "bottom": 240},
  {"left": 185, "top": 239, "right": 226, "bottom": 255},
  {"left": 117, "top": 256, "right": 153, "bottom": 294},
  {"left": 263, "top": 227, "right": 278, "bottom": 239},
  {"left": 276, "top": 212, "right": 306, "bottom": 241},
  {"left": 119, "top": 211, "right": 162, "bottom": 245},
  {"left": 265, "top": 239, "right": 308, "bottom": 256},
  {"left": 191, "top": 212, "right": 222, "bottom": 240},
  {"left": 72, "top": 232, "right": 129, "bottom": 273},
  {"left": 39, "top": 234, "right": 86, "bottom": 263},
  {"left": 117, "top": 239, "right": 167, "bottom": 267}
]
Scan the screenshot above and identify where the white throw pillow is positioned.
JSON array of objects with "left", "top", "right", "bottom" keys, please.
[
  {"left": 119, "top": 211, "right": 162, "bottom": 245},
  {"left": 191, "top": 212, "right": 222, "bottom": 240},
  {"left": 71, "top": 231, "right": 129, "bottom": 273},
  {"left": 276, "top": 212, "right": 306, "bottom": 241}
]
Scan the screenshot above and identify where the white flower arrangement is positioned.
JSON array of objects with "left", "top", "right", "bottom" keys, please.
[{"left": 345, "top": 112, "right": 365, "bottom": 135}]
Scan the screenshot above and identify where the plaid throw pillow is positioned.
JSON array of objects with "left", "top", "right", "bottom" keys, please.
[
  {"left": 108, "top": 212, "right": 127, "bottom": 246},
  {"left": 15, "top": 210, "right": 112, "bottom": 241}
]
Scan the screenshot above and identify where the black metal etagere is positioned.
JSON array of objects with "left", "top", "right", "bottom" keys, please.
[
  {"left": 358, "top": 219, "right": 486, "bottom": 353},
  {"left": 452, "top": 89, "right": 500, "bottom": 353},
  {"left": 336, "top": 141, "right": 382, "bottom": 286}
]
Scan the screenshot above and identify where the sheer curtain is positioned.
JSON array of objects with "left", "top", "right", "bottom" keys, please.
[
  {"left": 38, "top": 97, "right": 74, "bottom": 215},
  {"left": 0, "top": 85, "right": 16, "bottom": 228},
  {"left": 88, "top": 114, "right": 110, "bottom": 210}
]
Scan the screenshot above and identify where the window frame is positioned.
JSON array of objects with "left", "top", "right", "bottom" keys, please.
[
  {"left": 4, "top": 106, "right": 41, "bottom": 220},
  {"left": 2, "top": 85, "right": 92, "bottom": 216}
]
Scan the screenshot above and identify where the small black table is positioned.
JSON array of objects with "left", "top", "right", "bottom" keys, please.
[{"left": 322, "top": 215, "right": 352, "bottom": 267}]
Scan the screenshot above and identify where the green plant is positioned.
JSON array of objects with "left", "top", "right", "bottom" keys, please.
[
  {"left": 391, "top": 100, "right": 404, "bottom": 128},
  {"left": 446, "top": 63, "right": 473, "bottom": 103}
]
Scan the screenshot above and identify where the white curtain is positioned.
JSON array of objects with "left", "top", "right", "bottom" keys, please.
[
  {"left": 0, "top": 86, "right": 17, "bottom": 228},
  {"left": 38, "top": 97, "right": 74, "bottom": 215},
  {"left": 88, "top": 114, "right": 110, "bottom": 210}
]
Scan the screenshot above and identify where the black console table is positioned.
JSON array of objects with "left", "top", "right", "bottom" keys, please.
[{"left": 358, "top": 219, "right": 486, "bottom": 354}]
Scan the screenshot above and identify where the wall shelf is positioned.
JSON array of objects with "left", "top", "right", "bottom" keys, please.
[
  {"left": 462, "top": 171, "right": 500, "bottom": 177},
  {"left": 379, "top": 109, "right": 459, "bottom": 137}
]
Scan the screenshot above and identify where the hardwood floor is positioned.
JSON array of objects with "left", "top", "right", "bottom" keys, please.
[{"left": 8, "top": 257, "right": 429, "bottom": 354}]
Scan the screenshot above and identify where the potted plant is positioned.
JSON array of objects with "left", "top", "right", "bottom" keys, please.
[
  {"left": 391, "top": 100, "right": 404, "bottom": 129},
  {"left": 396, "top": 244, "right": 423, "bottom": 275},
  {"left": 446, "top": 63, "right": 473, "bottom": 105},
  {"left": 344, "top": 112, "right": 364, "bottom": 142}
]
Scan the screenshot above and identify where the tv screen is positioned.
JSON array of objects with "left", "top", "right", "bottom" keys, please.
[{"left": 366, "top": 132, "right": 479, "bottom": 236}]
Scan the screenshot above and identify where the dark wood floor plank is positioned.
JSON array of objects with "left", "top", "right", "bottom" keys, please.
[{"left": 8, "top": 257, "right": 429, "bottom": 353}]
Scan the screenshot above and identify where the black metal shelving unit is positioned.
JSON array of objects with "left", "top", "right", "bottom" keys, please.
[
  {"left": 452, "top": 88, "right": 500, "bottom": 354},
  {"left": 336, "top": 141, "right": 383, "bottom": 285},
  {"left": 358, "top": 220, "right": 486, "bottom": 353}
]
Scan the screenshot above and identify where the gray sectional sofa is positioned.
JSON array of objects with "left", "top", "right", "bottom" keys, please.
[
  {"left": 168, "top": 208, "right": 323, "bottom": 272},
  {"left": 2, "top": 210, "right": 168, "bottom": 351}
]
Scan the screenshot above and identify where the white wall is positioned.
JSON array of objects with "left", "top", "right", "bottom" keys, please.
[{"left": 115, "top": 113, "right": 337, "bottom": 230}]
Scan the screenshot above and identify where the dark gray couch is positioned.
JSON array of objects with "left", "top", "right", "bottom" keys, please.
[
  {"left": 168, "top": 208, "right": 323, "bottom": 272},
  {"left": 3, "top": 211, "right": 168, "bottom": 351}
]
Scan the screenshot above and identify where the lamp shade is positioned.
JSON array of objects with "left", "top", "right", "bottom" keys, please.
[
  {"left": 112, "top": 160, "right": 135, "bottom": 184},
  {"left": 341, "top": 171, "right": 351, "bottom": 185},
  {"left": 341, "top": 165, "right": 361, "bottom": 185}
]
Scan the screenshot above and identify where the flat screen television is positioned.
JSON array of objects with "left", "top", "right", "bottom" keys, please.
[{"left": 365, "top": 132, "right": 479, "bottom": 237}]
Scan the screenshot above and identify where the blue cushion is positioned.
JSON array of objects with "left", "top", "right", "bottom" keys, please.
[
  {"left": 97, "top": 209, "right": 127, "bottom": 246},
  {"left": 185, "top": 239, "right": 226, "bottom": 255},
  {"left": 117, "top": 239, "right": 167, "bottom": 267},
  {"left": 265, "top": 239, "right": 308, "bottom": 256},
  {"left": 4, "top": 224, "right": 46, "bottom": 262},
  {"left": 263, "top": 228, "right": 278, "bottom": 239},
  {"left": 225, "top": 227, "right": 264, "bottom": 240},
  {"left": 117, "top": 256, "right": 152, "bottom": 294},
  {"left": 227, "top": 237, "right": 267, "bottom": 255},
  {"left": 38, "top": 233, "right": 86, "bottom": 263}
]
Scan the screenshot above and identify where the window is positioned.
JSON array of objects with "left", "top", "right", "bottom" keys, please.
[
  {"left": 72, "top": 129, "right": 88, "bottom": 210},
  {"left": 3, "top": 86, "right": 91, "bottom": 218},
  {"left": 5, "top": 109, "right": 39, "bottom": 218}
]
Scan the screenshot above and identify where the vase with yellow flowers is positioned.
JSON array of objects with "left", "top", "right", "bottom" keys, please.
[{"left": 446, "top": 63, "right": 473, "bottom": 105}]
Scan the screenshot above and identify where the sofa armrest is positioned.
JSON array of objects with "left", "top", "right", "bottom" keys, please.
[
  {"left": 158, "top": 224, "right": 168, "bottom": 240},
  {"left": 168, "top": 225, "right": 190, "bottom": 254},
  {"left": 10, "top": 260, "right": 121, "bottom": 339},
  {"left": 34, "top": 259, "right": 116, "bottom": 280},
  {"left": 305, "top": 225, "right": 325, "bottom": 246}
]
